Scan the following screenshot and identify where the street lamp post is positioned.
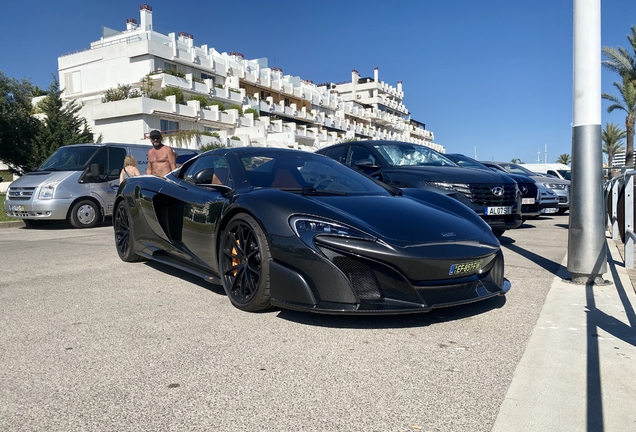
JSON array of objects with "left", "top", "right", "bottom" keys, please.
[{"left": 568, "top": 0, "right": 608, "bottom": 283}]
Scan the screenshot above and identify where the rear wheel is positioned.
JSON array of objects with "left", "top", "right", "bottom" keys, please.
[
  {"left": 219, "top": 214, "right": 271, "bottom": 312},
  {"left": 114, "top": 201, "right": 144, "bottom": 262},
  {"left": 69, "top": 199, "right": 100, "bottom": 228}
]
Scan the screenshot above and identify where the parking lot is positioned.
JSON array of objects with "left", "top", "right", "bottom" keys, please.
[{"left": 0, "top": 216, "right": 569, "bottom": 432}]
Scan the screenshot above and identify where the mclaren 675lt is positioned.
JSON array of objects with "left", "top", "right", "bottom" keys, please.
[{"left": 113, "top": 147, "right": 510, "bottom": 314}]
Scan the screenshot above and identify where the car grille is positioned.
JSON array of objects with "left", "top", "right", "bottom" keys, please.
[
  {"left": 7, "top": 187, "right": 36, "bottom": 201},
  {"left": 317, "top": 246, "right": 383, "bottom": 300},
  {"left": 464, "top": 184, "right": 517, "bottom": 206}
]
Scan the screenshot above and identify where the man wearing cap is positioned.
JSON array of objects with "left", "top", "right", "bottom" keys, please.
[{"left": 146, "top": 130, "right": 176, "bottom": 177}]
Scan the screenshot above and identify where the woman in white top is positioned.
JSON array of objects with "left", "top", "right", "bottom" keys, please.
[{"left": 119, "top": 155, "right": 141, "bottom": 183}]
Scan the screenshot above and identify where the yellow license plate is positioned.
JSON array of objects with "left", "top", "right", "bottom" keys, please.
[{"left": 449, "top": 260, "right": 482, "bottom": 275}]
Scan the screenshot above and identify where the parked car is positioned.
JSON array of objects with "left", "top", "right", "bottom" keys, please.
[
  {"left": 520, "top": 163, "right": 571, "bottom": 181},
  {"left": 537, "top": 184, "right": 560, "bottom": 215},
  {"left": 480, "top": 161, "right": 570, "bottom": 214},
  {"left": 4, "top": 143, "right": 200, "bottom": 228},
  {"left": 114, "top": 147, "right": 510, "bottom": 314},
  {"left": 315, "top": 141, "right": 522, "bottom": 237},
  {"left": 445, "top": 153, "right": 540, "bottom": 220}
]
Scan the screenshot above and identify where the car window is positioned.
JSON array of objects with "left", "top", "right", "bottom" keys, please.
[
  {"left": 180, "top": 155, "right": 233, "bottom": 188},
  {"left": 346, "top": 146, "right": 377, "bottom": 167},
  {"left": 238, "top": 151, "right": 390, "bottom": 195},
  {"left": 374, "top": 143, "right": 456, "bottom": 167},
  {"left": 323, "top": 146, "right": 346, "bottom": 163}
]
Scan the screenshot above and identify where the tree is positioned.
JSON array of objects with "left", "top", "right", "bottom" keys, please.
[
  {"left": 556, "top": 154, "right": 571, "bottom": 165},
  {"left": 32, "top": 76, "right": 94, "bottom": 168},
  {"left": 510, "top": 158, "right": 524, "bottom": 164},
  {"left": 602, "top": 77, "right": 636, "bottom": 168},
  {"left": 0, "top": 71, "right": 42, "bottom": 173},
  {"left": 602, "top": 122, "right": 626, "bottom": 169},
  {"left": 602, "top": 25, "right": 636, "bottom": 85}
]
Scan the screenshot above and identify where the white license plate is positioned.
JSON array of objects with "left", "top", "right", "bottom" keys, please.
[
  {"left": 541, "top": 207, "right": 558, "bottom": 214},
  {"left": 9, "top": 205, "right": 25, "bottom": 211},
  {"left": 522, "top": 198, "right": 535, "bottom": 204},
  {"left": 484, "top": 206, "right": 512, "bottom": 215}
]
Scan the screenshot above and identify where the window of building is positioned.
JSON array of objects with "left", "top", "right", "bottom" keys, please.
[
  {"left": 201, "top": 72, "right": 215, "bottom": 81},
  {"left": 163, "top": 61, "right": 177, "bottom": 71},
  {"left": 160, "top": 119, "right": 179, "bottom": 134}
]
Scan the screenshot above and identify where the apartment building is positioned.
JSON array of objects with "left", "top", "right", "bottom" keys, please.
[{"left": 58, "top": 4, "right": 442, "bottom": 152}]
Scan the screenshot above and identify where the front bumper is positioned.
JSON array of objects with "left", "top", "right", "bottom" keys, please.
[
  {"left": 268, "top": 235, "right": 509, "bottom": 314},
  {"left": 4, "top": 197, "right": 72, "bottom": 220}
]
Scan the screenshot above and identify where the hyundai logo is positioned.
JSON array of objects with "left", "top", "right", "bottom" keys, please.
[{"left": 491, "top": 186, "right": 504, "bottom": 196}]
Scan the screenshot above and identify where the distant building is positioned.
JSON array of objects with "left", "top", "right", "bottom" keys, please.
[
  {"left": 57, "top": 4, "right": 442, "bottom": 152},
  {"left": 613, "top": 152, "right": 626, "bottom": 167}
]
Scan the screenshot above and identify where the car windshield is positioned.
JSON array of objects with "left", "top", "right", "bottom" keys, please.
[
  {"left": 374, "top": 143, "right": 457, "bottom": 167},
  {"left": 503, "top": 163, "right": 536, "bottom": 176},
  {"left": 37, "top": 146, "right": 99, "bottom": 171},
  {"left": 446, "top": 154, "right": 490, "bottom": 171},
  {"left": 557, "top": 169, "right": 572, "bottom": 180},
  {"left": 239, "top": 151, "right": 391, "bottom": 196}
]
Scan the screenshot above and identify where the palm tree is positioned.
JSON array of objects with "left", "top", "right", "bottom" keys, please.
[
  {"left": 556, "top": 154, "right": 571, "bottom": 165},
  {"left": 602, "top": 77, "right": 636, "bottom": 168},
  {"left": 602, "top": 25, "right": 636, "bottom": 85},
  {"left": 602, "top": 122, "right": 626, "bottom": 169}
]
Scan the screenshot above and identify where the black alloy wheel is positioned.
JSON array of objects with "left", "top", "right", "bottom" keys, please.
[
  {"left": 114, "top": 201, "right": 143, "bottom": 262},
  {"left": 219, "top": 214, "right": 271, "bottom": 312}
]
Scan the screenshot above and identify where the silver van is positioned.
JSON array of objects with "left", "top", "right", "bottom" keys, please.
[{"left": 4, "top": 143, "right": 199, "bottom": 228}]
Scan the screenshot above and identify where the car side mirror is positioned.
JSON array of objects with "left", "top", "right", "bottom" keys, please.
[
  {"left": 193, "top": 168, "right": 216, "bottom": 184},
  {"left": 354, "top": 159, "right": 382, "bottom": 178}
]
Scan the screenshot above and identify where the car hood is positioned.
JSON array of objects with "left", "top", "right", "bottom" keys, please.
[
  {"left": 389, "top": 166, "right": 516, "bottom": 184},
  {"left": 303, "top": 194, "right": 491, "bottom": 245},
  {"left": 9, "top": 170, "right": 77, "bottom": 187},
  {"left": 531, "top": 176, "right": 570, "bottom": 185}
]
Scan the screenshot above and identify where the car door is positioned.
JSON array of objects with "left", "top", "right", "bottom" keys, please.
[{"left": 176, "top": 154, "right": 232, "bottom": 267}]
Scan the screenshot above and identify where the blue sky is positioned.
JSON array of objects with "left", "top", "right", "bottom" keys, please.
[{"left": 1, "top": 0, "right": 635, "bottom": 164}]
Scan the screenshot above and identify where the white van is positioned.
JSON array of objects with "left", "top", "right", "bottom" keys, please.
[
  {"left": 4, "top": 143, "right": 199, "bottom": 228},
  {"left": 520, "top": 163, "right": 571, "bottom": 181}
]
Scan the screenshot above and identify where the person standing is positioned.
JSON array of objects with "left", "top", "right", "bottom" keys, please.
[
  {"left": 119, "top": 155, "right": 141, "bottom": 183},
  {"left": 146, "top": 130, "right": 176, "bottom": 176}
]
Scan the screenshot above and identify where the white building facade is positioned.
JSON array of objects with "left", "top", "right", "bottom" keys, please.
[{"left": 58, "top": 4, "right": 442, "bottom": 153}]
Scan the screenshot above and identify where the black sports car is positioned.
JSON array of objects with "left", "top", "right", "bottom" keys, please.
[
  {"left": 315, "top": 141, "right": 522, "bottom": 237},
  {"left": 113, "top": 147, "right": 510, "bottom": 314}
]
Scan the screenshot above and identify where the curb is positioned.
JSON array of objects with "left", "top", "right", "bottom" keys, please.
[{"left": 0, "top": 221, "right": 26, "bottom": 228}]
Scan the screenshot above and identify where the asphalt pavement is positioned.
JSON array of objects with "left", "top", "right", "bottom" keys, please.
[{"left": 0, "top": 217, "right": 635, "bottom": 431}]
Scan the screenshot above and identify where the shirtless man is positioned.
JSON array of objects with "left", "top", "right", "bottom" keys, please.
[{"left": 146, "top": 130, "right": 176, "bottom": 177}]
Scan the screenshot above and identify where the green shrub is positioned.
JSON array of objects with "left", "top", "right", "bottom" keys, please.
[
  {"left": 209, "top": 101, "right": 225, "bottom": 111},
  {"left": 102, "top": 84, "right": 141, "bottom": 102},
  {"left": 244, "top": 108, "right": 259, "bottom": 119},
  {"left": 228, "top": 104, "right": 244, "bottom": 116},
  {"left": 161, "top": 87, "right": 185, "bottom": 105},
  {"left": 230, "top": 136, "right": 241, "bottom": 141},
  {"left": 189, "top": 95, "right": 209, "bottom": 108}
]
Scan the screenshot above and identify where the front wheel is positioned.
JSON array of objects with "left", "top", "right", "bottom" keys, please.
[
  {"left": 219, "top": 214, "right": 271, "bottom": 312},
  {"left": 69, "top": 199, "right": 100, "bottom": 228},
  {"left": 114, "top": 201, "right": 144, "bottom": 262}
]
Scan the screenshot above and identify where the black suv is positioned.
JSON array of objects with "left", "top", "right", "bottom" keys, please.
[{"left": 316, "top": 141, "right": 522, "bottom": 237}]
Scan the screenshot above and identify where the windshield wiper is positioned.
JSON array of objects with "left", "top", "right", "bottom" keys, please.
[{"left": 274, "top": 187, "right": 348, "bottom": 196}]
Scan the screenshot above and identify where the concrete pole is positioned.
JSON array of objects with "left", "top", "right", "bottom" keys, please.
[{"left": 568, "top": 0, "right": 607, "bottom": 282}]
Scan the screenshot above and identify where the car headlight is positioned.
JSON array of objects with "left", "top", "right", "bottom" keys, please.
[
  {"left": 543, "top": 182, "right": 567, "bottom": 190},
  {"left": 290, "top": 216, "right": 375, "bottom": 246},
  {"left": 427, "top": 181, "right": 471, "bottom": 193},
  {"left": 38, "top": 181, "right": 60, "bottom": 199}
]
